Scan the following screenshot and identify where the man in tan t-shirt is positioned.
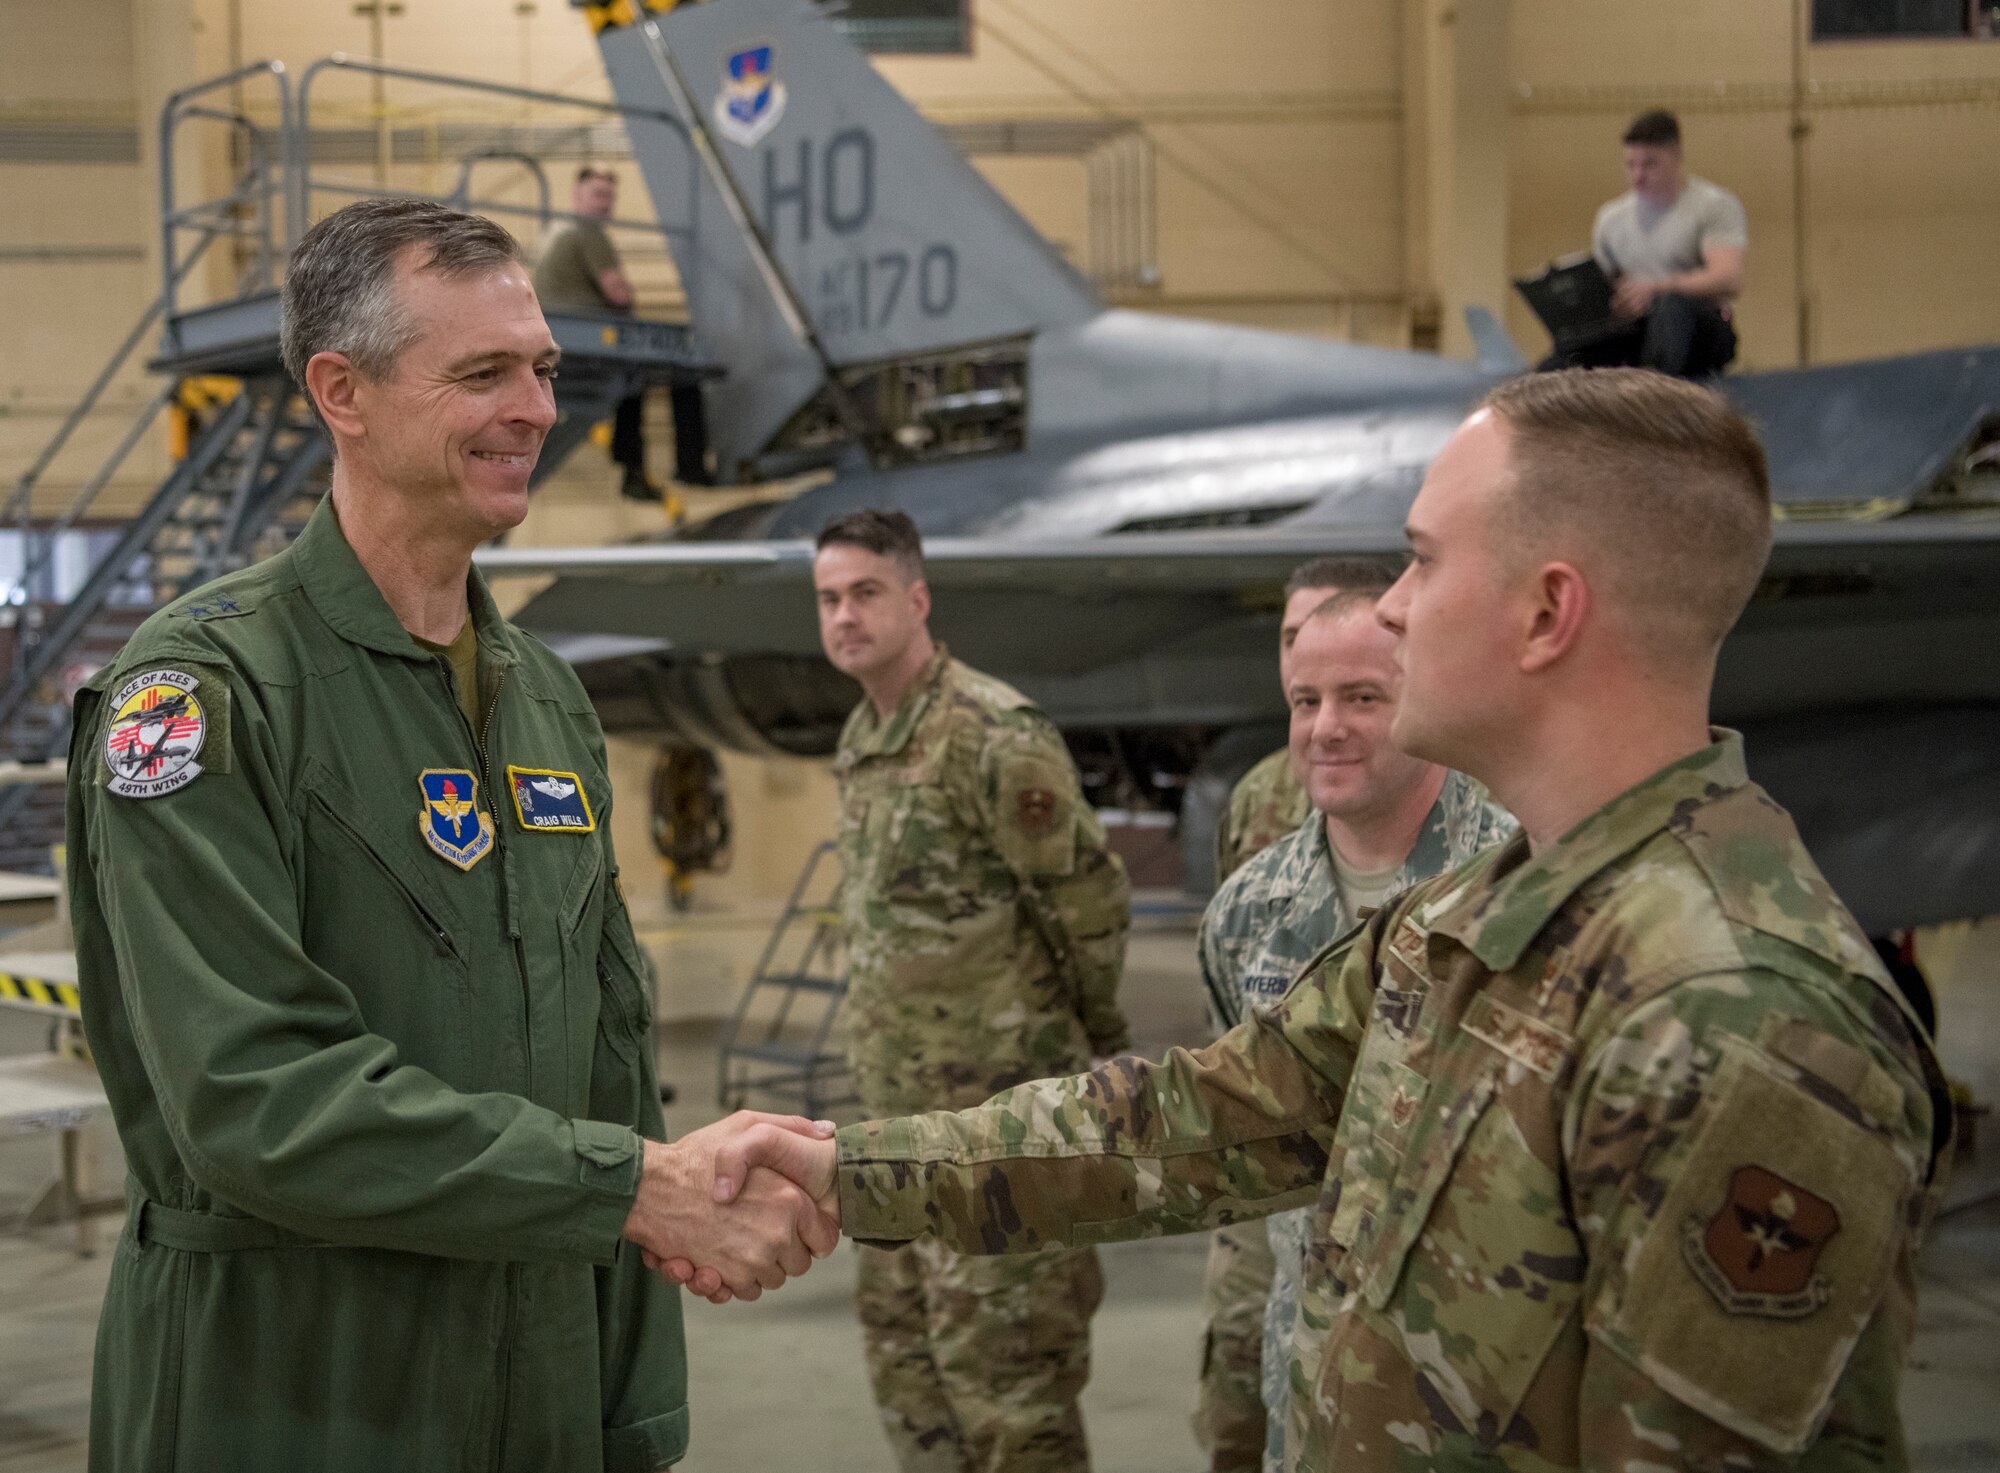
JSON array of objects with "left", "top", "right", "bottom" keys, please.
[{"left": 533, "top": 165, "right": 658, "bottom": 501}]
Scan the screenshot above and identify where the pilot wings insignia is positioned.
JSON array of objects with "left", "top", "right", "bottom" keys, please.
[{"left": 507, "top": 764, "right": 596, "bottom": 833}]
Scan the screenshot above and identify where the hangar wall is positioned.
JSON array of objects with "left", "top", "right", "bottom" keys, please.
[
  {"left": 6, "top": 0, "right": 1998, "bottom": 501},
  {"left": 3, "top": 0, "right": 1996, "bottom": 1013}
]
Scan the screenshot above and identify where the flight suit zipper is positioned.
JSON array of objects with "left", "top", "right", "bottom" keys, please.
[
  {"left": 468, "top": 665, "right": 539, "bottom": 1110},
  {"left": 436, "top": 655, "right": 523, "bottom": 1472}
]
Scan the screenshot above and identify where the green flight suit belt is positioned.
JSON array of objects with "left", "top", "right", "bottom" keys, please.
[{"left": 131, "top": 1195, "right": 324, "bottom": 1253}]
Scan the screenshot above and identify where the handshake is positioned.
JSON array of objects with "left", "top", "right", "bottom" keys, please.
[{"left": 620, "top": 1111, "right": 845, "bottom": 1303}]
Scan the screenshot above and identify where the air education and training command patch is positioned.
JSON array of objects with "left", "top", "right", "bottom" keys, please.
[
  {"left": 1682, "top": 1163, "right": 1841, "bottom": 1319},
  {"left": 103, "top": 670, "right": 207, "bottom": 798},
  {"left": 507, "top": 765, "right": 596, "bottom": 833},
  {"left": 1013, "top": 786, "right": 1059, "bottom": 837},
  {"left": 419, "top": 769, "right": 494, "bottom": 871}
]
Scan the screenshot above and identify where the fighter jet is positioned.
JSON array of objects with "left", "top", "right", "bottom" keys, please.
[{"left": 485, "top": 0, "right": 2000, "bottom": 929}]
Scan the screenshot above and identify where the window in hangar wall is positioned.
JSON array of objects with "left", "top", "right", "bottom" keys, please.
[
  {"left": 1813, "top": 0, "right": 1998, "bottom": 38},
  {"left": 833, "top": 0, "right": 971, "bottom": 54}
]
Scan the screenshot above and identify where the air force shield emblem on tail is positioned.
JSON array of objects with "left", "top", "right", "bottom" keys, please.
[
  {"left": 419, "top": 769, "right": 494, "bottom": 870},
  {"left": 714, "top": 44, "right": 786, "bottom": 147},
  {"left": 103, "top": 669, "right": 206, "bottom": 798}
]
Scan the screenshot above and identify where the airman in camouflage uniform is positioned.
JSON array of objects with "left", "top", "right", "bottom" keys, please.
[
  {"left": 709, "top": 374, "right": 1953, "bottom": 1473},
  {"left": 835, "top": 732, "right": 1951, "bottom": 1472},
  {"left": 1213, "top": 748, "right": 1308, "bottom": 886},
  {"left": 1198, "top": 557, "right": 1392, "bottom": 1471},
  {"left": 833, "top": 643, "right": 1130, "bottom": 1117},
  {"left": 1202, "top": 766, "right": 1513, "bottom": 1471},
  {"left": 819, "top": 509, "right": 1130, "bottom": 1473}
]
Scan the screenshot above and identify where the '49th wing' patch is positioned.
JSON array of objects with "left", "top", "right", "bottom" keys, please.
[{"left": 102, "top": 670, "right": 207, "bottom": 798}]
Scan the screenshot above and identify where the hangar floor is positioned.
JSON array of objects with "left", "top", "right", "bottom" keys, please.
[{"left": 0, "top": 923, "right": 1995, "bottom": 1471}]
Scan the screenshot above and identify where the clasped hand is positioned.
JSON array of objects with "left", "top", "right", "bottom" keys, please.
[
  {"left": 1611, "top": 275, "right": 1661, "bottom": 319},
  {"left": 620, "top": 1111, "right": 841, "bottom": 1303}
]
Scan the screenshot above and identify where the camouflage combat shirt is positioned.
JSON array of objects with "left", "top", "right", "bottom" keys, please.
[
  {"left": 834, "top": 644, "right": 1131, "bottom": 1117},
  {"left": 837, "top": 733, "right": 1951, "bottom": 1471},
  {"left": 1215, "top": 747, "right": 1309, "bottom": 885},
  {"left": 1198, "top": 771, "right": 1514, "bottom": 1465}
]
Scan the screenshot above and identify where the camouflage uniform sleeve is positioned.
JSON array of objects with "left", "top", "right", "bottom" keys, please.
[
  {"left": 1565, "top": 968, "right": 1942, "bottom": 1465},
  {"left": 835, "top": 919, "right": 1381, "bottom": 1253},
  {"left": 976, "top": 713, "right": 1132, "bottom": 1056},
  {"left": 1195, "top": 892, "right": 1237, "bottom": 1036},
  {"left": 1214, "top": 761, "right": 1266, "bottom": 885},
  {"left": 1213, "top": 782, "right": 1246, "bottom": 887}
]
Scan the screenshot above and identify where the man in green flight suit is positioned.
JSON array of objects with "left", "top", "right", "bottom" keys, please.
[
  {"left": 812, "top": 508, "right": 1131, "bottom": 1473},
  {"left": 67, "top": 198, "right": 835, "bottom": 1473},
  {"left": 697, "top": 370, "right": 1953, "bottom": 1472}
]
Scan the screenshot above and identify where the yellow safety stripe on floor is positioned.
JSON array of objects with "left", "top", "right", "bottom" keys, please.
[{"left": 0, "top": 972, "right": 81, "bottom": 1017}]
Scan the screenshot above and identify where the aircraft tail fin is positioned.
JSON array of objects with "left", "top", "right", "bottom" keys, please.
[
  {"left": 591, "top": 0, "right": 1099, "bottom": 479},
  {"left": 1464, "top": 306, "right": 1526, "bottom": 374}
]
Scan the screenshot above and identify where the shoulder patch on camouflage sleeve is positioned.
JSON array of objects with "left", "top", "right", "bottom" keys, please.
[
  {"left": 1598, "top": 1040, "right": 1913, "bottom": 1454},
  {"left": 989, "top": 741, "right": 1078, "bottom": 880},
  {"left": 1014, "top": 785, "right": 1058, "bottom": 836}
]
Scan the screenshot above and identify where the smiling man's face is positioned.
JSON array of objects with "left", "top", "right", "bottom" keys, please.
[
  {"left": 1286, "top": 604, "right": 1437, "bottom": 826},
  {"left": 344, "top": 248, "right": 560, "bottom": 545}
]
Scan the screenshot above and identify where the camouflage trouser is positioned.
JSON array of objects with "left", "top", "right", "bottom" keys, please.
[
  {"left": 1191, "top": 1221, "right": 1275, "bottom": 1473},
  {"left": 856, "top": 1239, "right": 1104, "bottom": 1473}
]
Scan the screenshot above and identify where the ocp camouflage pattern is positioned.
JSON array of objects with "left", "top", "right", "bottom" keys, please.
[
  {"left": 837, "top": 733, "right": 1952, "bottom": 1472},
  {"left": 1214, "top": 748, "right": 1308, "bottom": 885},
  {"left": 833, "top": 643, "right": 1131, "bottom": 1115},
  {"left": 856, "top": 1239, "right": 1103, "bottom": 1472},
  {"left": 1197, "top": 770, "right": 1514, "bottom": 1469},
  {"left": 1196, "top": 743, "right": 1310, "bottom": 1473}
]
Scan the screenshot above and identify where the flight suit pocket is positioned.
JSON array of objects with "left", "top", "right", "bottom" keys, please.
[
  {"left": 588, "top": 868, "right": 663, "bottom": 1137},
  {"left": 595, "top": 870, "right": 653, "bottom": 1068},
  {"left": 297, "top": 760, "right": 471, "bottom": 1085},
  {"left": 300, "top": 760, "right": 462, "bottom": 962},
  {"left": 1349, "top": 1062, "right": 1583, "bottom": 1444}
]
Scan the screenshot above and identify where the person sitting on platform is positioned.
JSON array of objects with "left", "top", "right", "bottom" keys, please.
[
  {"left": 1546, "top": 110, "right": 1746, "bottom": 380},
  {"left": 533, "top": 164, "right": 661, "bottom": 502}
]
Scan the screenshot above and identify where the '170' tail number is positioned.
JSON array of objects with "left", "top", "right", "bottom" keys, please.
[{"left": 815, "top": 247, "right": 958, "bottom": 337}]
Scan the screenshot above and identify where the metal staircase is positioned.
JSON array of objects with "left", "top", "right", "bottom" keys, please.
[
  {"left": 0, "top": 57, "right": 721, "bottom": 872},
  {"left": 716, "top": 842, "right": 856, "bottom": 1118},
  {"left": 0, "top": 379, "right": 327, "bottom": 869}
]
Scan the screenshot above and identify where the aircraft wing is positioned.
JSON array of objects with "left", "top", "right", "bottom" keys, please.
[
  {"left": 485, "top": 525, "right": 1405, "bottom": 674},
  {"left": 485, "top": 517, "right": 2000, "bottom": 932},
  {"left": 485, "top": 516, "right": 1997, "bottom": 703}
]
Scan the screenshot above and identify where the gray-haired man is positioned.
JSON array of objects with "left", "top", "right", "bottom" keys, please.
[{"left": 68, "top": 197, "right": 831, "bottom": 1471}]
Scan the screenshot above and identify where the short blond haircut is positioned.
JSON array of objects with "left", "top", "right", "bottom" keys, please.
[{"left": 1481, "top": 369, "right": 1771, "bottom": 667}]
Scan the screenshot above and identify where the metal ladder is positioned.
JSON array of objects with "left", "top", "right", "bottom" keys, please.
[
  {"left": 715, "top": 841, "right": 855, "bottom": 1118},
  {"left": 0, "top": 57, "right": 723, "bottom": 874},
  {"left": 0, "top": 376, "right": 327, "bottom": 870}
]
